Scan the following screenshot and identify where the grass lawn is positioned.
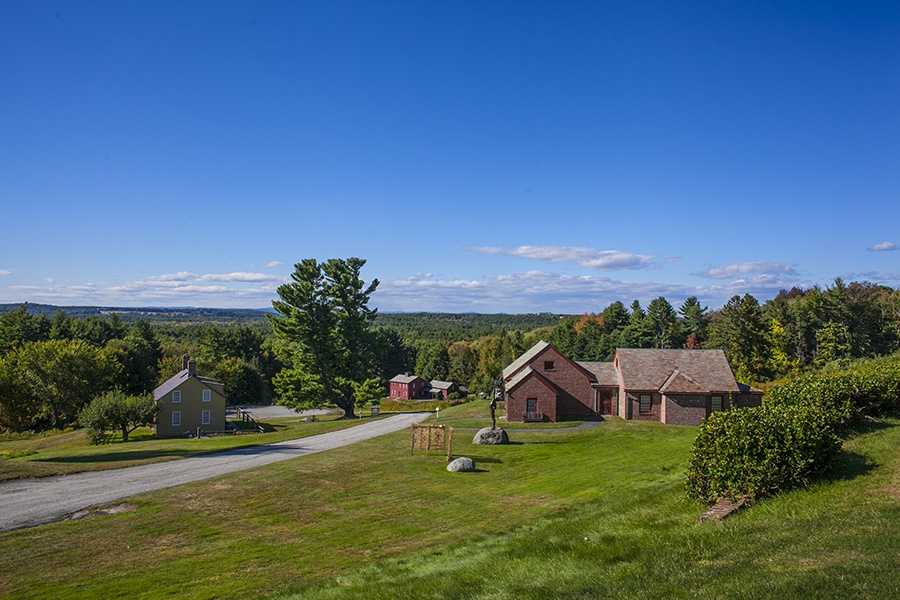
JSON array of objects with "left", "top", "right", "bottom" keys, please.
[
  {"left": 0, "top": 413, "right": 364, "bottom": 481},
  {"left": 0, "top": 407, "right": 897, "bottom": 599}
]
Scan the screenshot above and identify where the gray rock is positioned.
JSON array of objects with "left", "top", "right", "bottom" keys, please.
[
  {"left": 447, "top": 457, "right": 476, "bottom": 472},
  {"left": 473, "top": 427, "right": 509, "bottom": 445}
]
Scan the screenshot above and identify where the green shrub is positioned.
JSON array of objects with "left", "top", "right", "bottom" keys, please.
[
  {"left": 685, "top": 403, "right": 842, "bottom": 504},
  {"left": 765, "top": 354, "right": 900, "bottom": 420}
]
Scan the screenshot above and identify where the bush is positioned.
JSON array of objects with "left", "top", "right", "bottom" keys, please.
[
  {"left": 765, "top": 354, "right": 900, "bottom": 420},
  {"left": 685, "top": 403, "right": 842, "bottom": 503}
]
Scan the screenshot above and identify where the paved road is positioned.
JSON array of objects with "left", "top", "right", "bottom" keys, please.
[{"left": 0, "top": 413, "right": 430, "bottom": 533}]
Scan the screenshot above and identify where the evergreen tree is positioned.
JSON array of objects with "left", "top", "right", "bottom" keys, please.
[
  {"left": 269, "top": 258, "right": 381, "bottom": 419},
  {"left": 646, "top": 296, "right": 679, "bottom": 349}
]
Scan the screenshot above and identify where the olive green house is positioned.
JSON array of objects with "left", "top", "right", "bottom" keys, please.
[{"left": 153, "top": 356, "right": 227, "bottom": 437}]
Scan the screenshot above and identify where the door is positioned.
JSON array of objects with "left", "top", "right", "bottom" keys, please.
[{"left": 599, "top": 389, "right": 615, "bottom": 415}]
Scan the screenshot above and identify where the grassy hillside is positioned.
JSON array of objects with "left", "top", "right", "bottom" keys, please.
[{"left": 0, "top": 402, "right": 896, "bottom": 599}]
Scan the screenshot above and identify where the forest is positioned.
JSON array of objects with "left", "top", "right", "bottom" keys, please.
[{"left": 1, "top": 277, "right": 899, "bottom": 434}]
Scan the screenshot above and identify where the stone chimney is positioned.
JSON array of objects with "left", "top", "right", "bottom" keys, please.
[{"left": 188, "top": 360, "right": 197, "bottom": 377}]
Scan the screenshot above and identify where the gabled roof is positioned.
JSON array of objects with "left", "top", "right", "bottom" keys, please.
[
  {"left": 505, "top": 365, "right": 558, "bottom": 395},
  {"left": 429, "top": 380, "right": 456, "bottom": 390},
  {"left": 153, "top": 369, "right": 226, "bottom": 401},
  {"left": 659, "top": 369, "right": 709, "bottom": 394},
  {"left": 503, "top": 340, "right": 551, "bottom": 380},
  {"left": 615, "top": 349, "right": 740, "bottom": 393},
  {"left": 577, "top": 361, "right": 619, "bottom": 386},
  {"left": 390, "top": 373, "right": 424, "bottom": 384}
]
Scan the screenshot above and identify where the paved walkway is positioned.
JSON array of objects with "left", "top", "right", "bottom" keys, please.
[{"left": 0, "top": 412, "right": 430, "bottom": 533}]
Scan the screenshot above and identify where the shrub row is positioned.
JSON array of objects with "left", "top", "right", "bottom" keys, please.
[
  {"left": 377, "top": 397, "right": 470, "bottom": 413},
  {"left": 685, "top": 403, "right": 842, "bottom": 503},
  {"left": 764, "top": 354, "right": 900, "bottom": 419},
  {"left": 686, "top": 353, "right": 900, "bottom": 504}
]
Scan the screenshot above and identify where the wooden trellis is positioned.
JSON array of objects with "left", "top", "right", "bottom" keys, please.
[{"left": 410, "top": 424, "right": 454, "bottom": 461}]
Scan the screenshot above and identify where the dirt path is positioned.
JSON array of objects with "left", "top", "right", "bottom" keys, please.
[{"left": 0, "top": 412, "right": 430, "bottom": 533}]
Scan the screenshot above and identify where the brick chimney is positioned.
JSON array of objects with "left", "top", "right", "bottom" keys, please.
[
  {"left": 188, "top": 360, "right": 197, "bottom": 377},
  {"left": 182, "top": 355, "right": 190, "bottom": 371}
]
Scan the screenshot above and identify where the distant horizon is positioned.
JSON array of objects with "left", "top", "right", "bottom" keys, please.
[{"left": 3, "top": 271, "right": 894, "bottom": 317}]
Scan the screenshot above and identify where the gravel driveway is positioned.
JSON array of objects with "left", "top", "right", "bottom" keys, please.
[{"left": 0, "top": 412, "right": 429, "bottom": 532}]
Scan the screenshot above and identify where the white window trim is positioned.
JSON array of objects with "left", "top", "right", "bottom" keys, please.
[
  {"left": 202, "top": 389, "right": 211, "bottom": 402},
  {"left": 172, "top": 411, "right": 181, "bottom": 427},
  {"left": 172, "top": 390, "right": 181, "bottom": 403},
  {"left": 201, "top": 410, "right": 211, "bottom": 425}
]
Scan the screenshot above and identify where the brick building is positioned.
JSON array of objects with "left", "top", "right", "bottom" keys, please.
[{"left": 503, "top": 341, "right": 762, "bottom": 425}]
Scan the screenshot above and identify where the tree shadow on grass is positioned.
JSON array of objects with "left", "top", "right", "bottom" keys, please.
[
  {"left": 35, "top": 449, "right": 196, "bottom": 464},
  {"left": 823, "top": 450, "right": 877, "bottom": 483}
]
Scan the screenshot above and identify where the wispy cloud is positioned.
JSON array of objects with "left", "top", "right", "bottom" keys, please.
[
  {"left": 840, "top": 271, "right": 900, "bottom": 282},
  {"left": 264, "top": 260, "right": 284, "bottom": 268},
  {"left": 867, "top": 241, "right": 897, "bottom": 252},
  {"left": 694, "top": 262, "right": 799, "bottom": 280},
  {"left": 0, "top": 269, "right": 11, "bottom": 276},
  {"left": 5, "top": 271, "right": 288, "bottom": 308},
  {"left": 468, "top": 245, "right": 658, "bottom": 271},
  {"left": 143, "top": 272, "right": 282, "bottom": 284},
  {"left": 374, "top": 270, "right": 779, "bottom": 313}
]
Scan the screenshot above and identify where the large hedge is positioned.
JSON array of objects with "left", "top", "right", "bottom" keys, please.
[
  {"left": 686, "top": 353, "right": 900, "bottom": 504},
  {"left": 685, "top": 403, "right": 842, "bottom": 503},
  {"left": 764, "top": 355, "right": 900, "bottom": 418}
]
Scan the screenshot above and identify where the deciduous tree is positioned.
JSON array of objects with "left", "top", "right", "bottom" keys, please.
[{"left": 78, "top": 390, "right": 158, "bottom": 443}]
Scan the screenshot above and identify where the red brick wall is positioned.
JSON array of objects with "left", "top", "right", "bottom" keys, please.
[
  {"left": 505, "top": 346, "right": 595, "bottom": 421},
  {"left": 664, "top": 394, "right": 708, "bottom": 426},
  {"left": 505, "top": 376, "right": 557, "bottom": 422},
  {"left": 625, "top": 392, "right": 661, "bottom": 422}
]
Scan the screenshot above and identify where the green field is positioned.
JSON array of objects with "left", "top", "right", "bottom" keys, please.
[
  {"left": 0, "top": 402, "right": 897, "bottom": 599},
  {"left": 0, "top": 414, "right": 357, "bottom": 481}
]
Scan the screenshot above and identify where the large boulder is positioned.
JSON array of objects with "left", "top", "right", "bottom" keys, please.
[
  {"left": 473, "top": 427, "right": 509, "bottom": 445},
  {"left": 447, "top": 457, "right": 475, "bottom": 472}
]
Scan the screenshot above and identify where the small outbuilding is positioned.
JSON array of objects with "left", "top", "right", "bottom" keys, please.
[{"left": 389, "top": 373, "right": 429, "bottom": 399}]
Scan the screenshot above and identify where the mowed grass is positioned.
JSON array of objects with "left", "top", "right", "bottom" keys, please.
[
  {"left": 0, "top": 413, "right": 362, "bottom": 481},
  {"left": 0, "top": 406, "right": 897, "bottom": 599}
]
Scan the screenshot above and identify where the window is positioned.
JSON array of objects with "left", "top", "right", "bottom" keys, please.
[
  {"left": 172, "top": 390, "right": 181, "bottom": 403},
  {"left": 544, "top": 360, "right": 555, "bottom": 371},
  {"left": 526, "top": 398, "right": 537, "bottom": 413},
  {"left": 172, "top": 411, "right": 181, "bottom": 427},
  {"left": 639, "top": 394, "right": 652, "bottom": 414},
  {"left": 202, "top": 389, "right": 211, "bottom": 402},
  {"left": 201, "top": 410, "right": 211, "bottom": 425},
  {"left": 710, "top": 395, "right": 723, "bottom": 413}
]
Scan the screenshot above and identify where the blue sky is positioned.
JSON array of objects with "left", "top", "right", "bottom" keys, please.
[{"left": 1, "top": 1, "right": 898, "bottom": 313}]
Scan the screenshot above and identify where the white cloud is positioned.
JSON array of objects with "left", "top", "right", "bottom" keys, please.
[
  {"left": 376, "top": 271, "right": 700, "bottom": 313},
  {"left": 839, "top": 271, "right": 900, "bottom": 282},
  {"left": 694, "top": 262, "right": 799, "bottom": 280},
  {"left": 0, "top": 269, "right": 11, "bottom": 276},
  {"left": 467, "top": 245, "right": 658, "bottom": 271},
  {"left": 867, "top": 241, "right": 897, "bottom": 252},
  {"left": 264, "top": 260, "right": 284, "bottom": 268},
  {"left": 3, "top": 270, "right": 289, "bottom": 308},
  {"left": 143, "top": 271, "right": 282, "bottom": 284}
]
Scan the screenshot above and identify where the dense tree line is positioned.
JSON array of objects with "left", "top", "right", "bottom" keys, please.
[
  {"left": 0, "top": 307, "right": 161, "bottom": 432},
  {"left": 539, "top": 279, "right": 900, "bottom": 384},
  {"left": 0, "top": 307, "right": 281, "bottom": 433},
  {"left": 374, "top": 312, "right": 564, "bottom": 342}
]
